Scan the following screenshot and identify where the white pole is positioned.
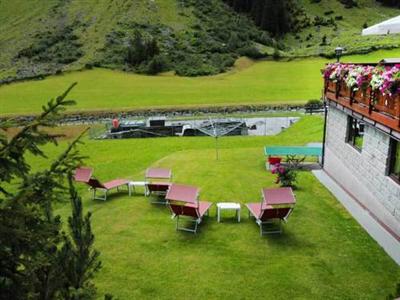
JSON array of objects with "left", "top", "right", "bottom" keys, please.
[{"left": 215, "top": 136, "right": 219, "bottom": 160}]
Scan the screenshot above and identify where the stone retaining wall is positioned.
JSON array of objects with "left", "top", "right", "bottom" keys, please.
[{"left": 1, "top": 104, "right": 315, "bottom": 125}]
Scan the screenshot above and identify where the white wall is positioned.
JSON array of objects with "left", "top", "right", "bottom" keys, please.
[{"left": 325, "top": 106, "right": 400, "bottom": 235}]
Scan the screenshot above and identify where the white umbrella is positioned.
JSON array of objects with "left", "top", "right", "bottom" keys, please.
[{"left": 362, "top": 15, "right": 400, "bottom": 35}]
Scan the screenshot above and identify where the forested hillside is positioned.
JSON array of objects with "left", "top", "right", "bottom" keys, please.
[
  {"left": 377, "top": 0, "right": 400, "bottom": 7},
  {"left": 225, "top": 0, "right": 400, "bottom": 56},
  {"left": 0, "top": 0, "right": 399, "bottom": 83}
]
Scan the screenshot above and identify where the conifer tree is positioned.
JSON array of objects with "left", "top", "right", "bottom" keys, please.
[
  {"left": 226, "top": 0, "right": 294, "bottom": 36},
  {"left": 0, "top": 83, "right": 101, "bottom": 300},
  {"left": 59, "top": 176, "right": 101, "bottom": 300}
]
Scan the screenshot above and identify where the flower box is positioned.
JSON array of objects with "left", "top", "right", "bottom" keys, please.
[
  {"left": 339, "top": 82, "right": 351, "bottom": 98},
  {"left": 326, "top": 80, "right": 336, "bottom": 93},
  {"left": 353, "top": 88, "right": 371, "bottom": 106},
  {"left": 323, "top": 63, "right": 400, "bottom": 129},
  {"left": 374, "top": 93, "right": 399, "bottom": 116}
]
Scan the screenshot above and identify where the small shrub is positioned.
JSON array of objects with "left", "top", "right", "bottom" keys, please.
[
  {"left": 306, "top": 99, "right": 323, "bottom": 107},
  {"left": 125, "top": 30, "right": 160, "bottom": 67},
  {"left": 324, "top": 10, "right": 334, "bottom": 15},
  {"left": 272, "top": 166, "right": 297, "bottom": 188},
  {"left": 210, "top": 53, "right": 236, "bottom": 72},
  {"left": 257, "top": 32, "right": 273, "bottom": 46},
  {"left": 314, "top": 15, "right": 336, "bottom": 27},
  {"left": 335, "top": 15, "right": 344, "bottom": 21},
  {"left": 339, "top": 0, "right": 358, "bottom": 8},
  {"left": 320, "top": 35, "right": 328, "bottom": 46},
  {"left": 145, "top": 54, "right": 167, "bottom": 75},
  {"left": 238, "top": 46, "right": 265, "bottom": 59},
  {"left": 305, "top": 99, "right": 324, "bottom": 113},
  {"left": 272, "top": 48, "right": 281, "bottom": 60},
  {"left": 274, "top": 40, "right": 287, "bottom": 51}
]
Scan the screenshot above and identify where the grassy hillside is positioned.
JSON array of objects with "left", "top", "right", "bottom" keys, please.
[
  {"left": 1, "top": 48, "right": 400, "bottom": 116},
  {"left": 0, "top": 0, "right": 54, "bottom": 78},
  {"left": 0, "top": 0, "right": 269, "bottom": 80},
  {"left": 0, "top": 0, "right": 193, "bottom": 78},
  {"left": 0, "top": 0, "right": 399, "bottom": 82},
  {"left": 285, "top": 0, "right": 400, "bottom": 56}
]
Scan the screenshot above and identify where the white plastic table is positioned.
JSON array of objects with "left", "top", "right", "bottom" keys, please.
[
  {"left": 217, "top": 202, "right": 241, "bottom": 223},
  {"left": 128, "top": 181, "right": 149, "bottom": 196}
]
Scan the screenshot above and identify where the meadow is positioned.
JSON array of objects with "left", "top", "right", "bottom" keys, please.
[
  {"left": 30, "top": 116, "right": 400, "bottom": 299},
  {"left": 1, "top": 48, "right": 400, "bottom": 116}
]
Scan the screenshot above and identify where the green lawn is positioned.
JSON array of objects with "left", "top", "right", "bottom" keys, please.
[
  {"left": 2, "top": 49, "right": 400, "bottom": 116},
  {"left": 31, "top": 116, "right": 399, "bottom": 299}
]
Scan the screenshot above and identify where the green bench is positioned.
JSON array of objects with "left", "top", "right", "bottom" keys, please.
[{"left": 264, "top": 146, "right": 322, "bottom": 169}]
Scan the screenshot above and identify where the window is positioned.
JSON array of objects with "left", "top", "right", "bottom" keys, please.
[
  {"left": 347, "top": 117, "right": 365, "bottom": 151},
  {"left": 388, "top": 139, "right": 400, "bottom": 183}
]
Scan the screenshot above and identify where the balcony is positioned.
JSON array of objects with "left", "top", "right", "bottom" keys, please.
[{"left": 323, "top": 63, "right": 400, "bottom": 133}]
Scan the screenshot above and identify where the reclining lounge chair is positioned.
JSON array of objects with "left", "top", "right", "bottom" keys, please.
[
  {"left": 246, "top": 187, "right": 295, "bottom": 235},
  {"left": 166, "top": 184, "right": 212, "bottom": 234},
  {"left": 145, "top": 168, "right": 172, "bottom": 204},
  {"left": 74, "top": 167, "right": 93, "bottom": 183},
  {"left": 74, "top": 167, "right": 129, "bottom": 201}
]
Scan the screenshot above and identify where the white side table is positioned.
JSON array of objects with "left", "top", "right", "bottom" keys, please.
[
  {"left": 217, "top": 202, "right": 241, "bottom": 223},
  {"left": 128, "top": 181, "right": 149, "bottom": 196}
]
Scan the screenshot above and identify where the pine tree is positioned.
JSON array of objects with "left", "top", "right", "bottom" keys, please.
[
  {"left": 226, "top": 0, "right": 294, "bottom": 36},
  {"left": 59, "top": 176, "right": 101, "bottom": 300},
  {"left": 126, "top": 30, "right": 145, "bottom": 66},
  {"left": 250, "top": 0, "right": 265, "bottom": 26},
  {"left": 146, "top": 38, "right": 160, "bottom": 58},
  {"left": 126, "top": 31, "right": 159, "bottom": 67},
  {"left": 260, "top": 0, "right": 274, "bottom": 33},
  {"left": 227, "top": 32, "right": 240, "bottom": 51},
  {"left": 0, "top": 83, "right": 101, "bottom": 300}
]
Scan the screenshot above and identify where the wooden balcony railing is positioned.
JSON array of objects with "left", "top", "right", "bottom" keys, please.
[{"left": 324, "top": 79, "right": 400, "bottom": 133}]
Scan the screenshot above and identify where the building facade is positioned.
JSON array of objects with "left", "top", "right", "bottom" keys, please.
[{"left": 323, "top": 65, "right": 400, "bottom": 238}]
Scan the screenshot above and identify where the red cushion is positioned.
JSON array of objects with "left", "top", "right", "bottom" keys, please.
[
  {"left": 268, "top": 157, "right": 282, "bottom": 164},
  {"left": 103, "top": 179, "right": 129, "bottom": 189}
]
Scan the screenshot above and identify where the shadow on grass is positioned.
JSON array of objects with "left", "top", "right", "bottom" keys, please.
[
  {"left": 87, "top": 191, "right": 131, "bottom": 207},
  {"left": 147, "top": 196, "right": 169, "bottom": 209},
  {"left": 170, "top": 217, "right": 216, "bottom": 241},
  {"left": 264, "top": 229, "right": 314, "bottom": 249}
]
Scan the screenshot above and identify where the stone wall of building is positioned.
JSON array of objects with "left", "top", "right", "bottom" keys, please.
[{"left": 325, "top": 106, "right": 400, "bottom": 225}]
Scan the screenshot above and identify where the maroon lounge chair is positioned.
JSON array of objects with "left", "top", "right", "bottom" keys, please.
[
  {"left": 145, "top": 168, "right": 172, "bottom": 203},
  {"left": 74, "top": 167, "right": 129, "bottom": 201},
  {"left": 166, "top": 184, "right": 212, "bottom": 234},
  {"left": 246, "top": 187, "right": 295, "bottom": 235},
  {"left": 74, "top": 167, "right": 93, "bottom": 183}
]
